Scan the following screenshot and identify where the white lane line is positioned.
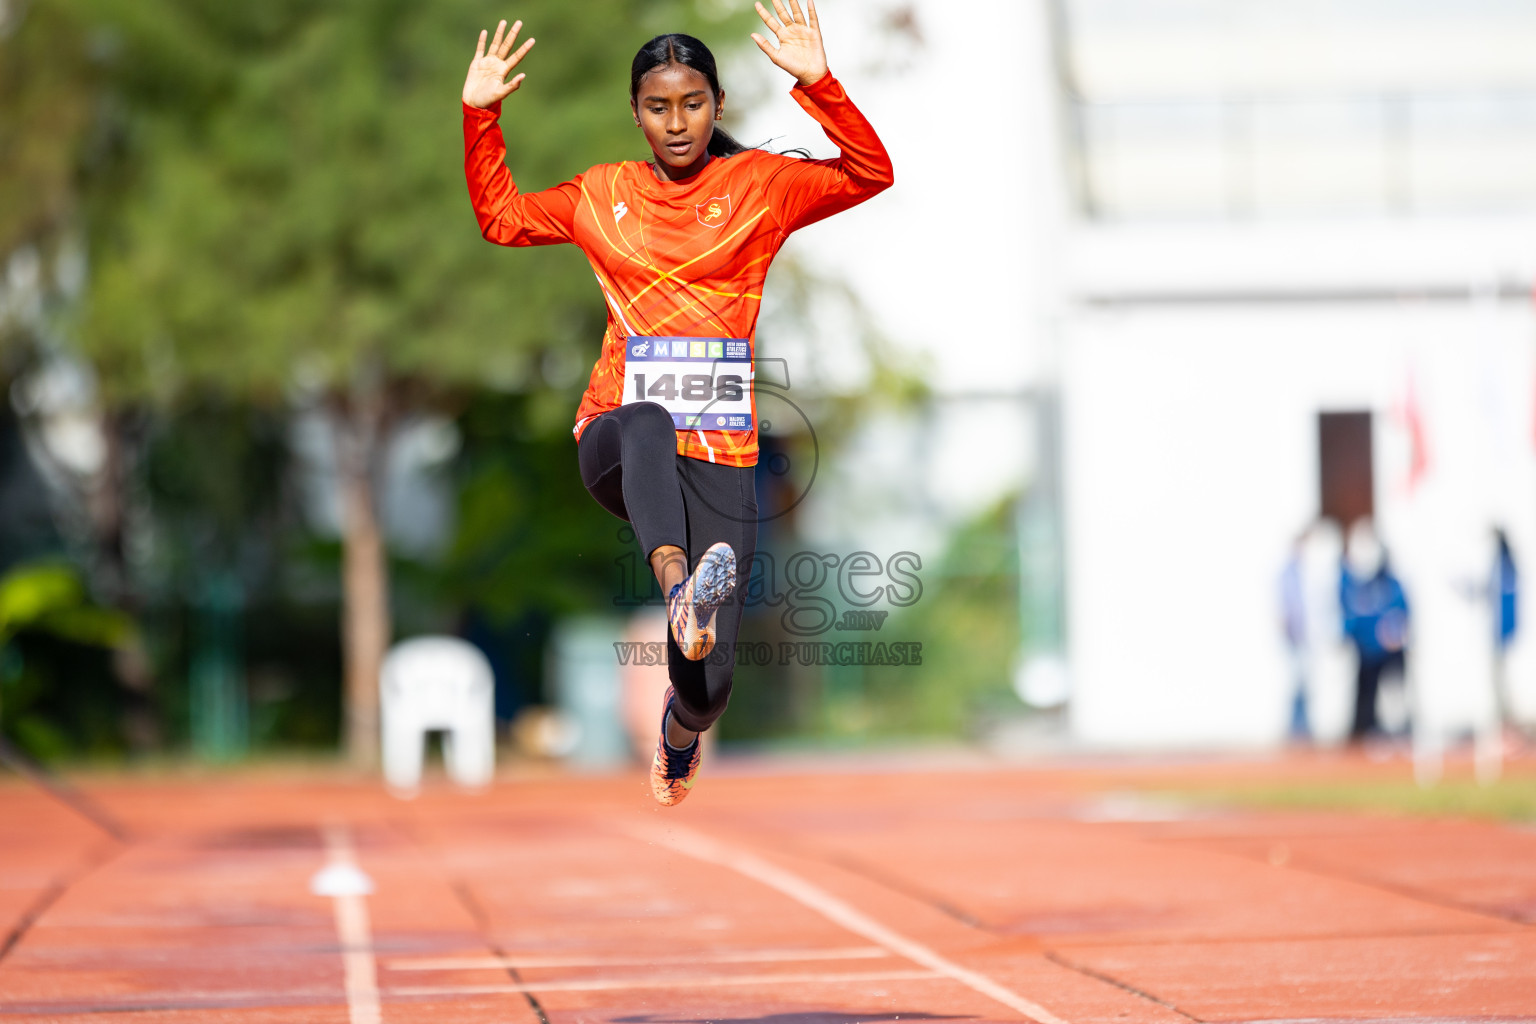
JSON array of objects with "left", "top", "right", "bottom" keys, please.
[
  {"left": 626, "top": 823, "right": 1072, "bottom": 1024},
  {"left": 314, "top": 825, "right": 381, "bottom": 1024},
  {"left": 387, "top": 945, "right": 891, "bottom": 971},
  {"left": 392, "top": 969, "right": 939, "bottom": 997}
]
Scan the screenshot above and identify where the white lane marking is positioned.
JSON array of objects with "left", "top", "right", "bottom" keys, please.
[
  {"left": 392, "top": 969, "right": 938, "bottom": 997},
  {"left": 626, "top": 823, "right": 1072, "bottom": 1024},
  {"left": 316, "top": 825, "right": 381, "bottom": 1024},
  {"left": 388, "top": 945, "right": 890, "bottom": 971}
]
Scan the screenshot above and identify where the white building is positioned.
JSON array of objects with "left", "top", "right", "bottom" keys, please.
[{"left": 1061, "top": 0, "right": 1536, "bottom": 749}]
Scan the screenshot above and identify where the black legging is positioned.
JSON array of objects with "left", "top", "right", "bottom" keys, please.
[
  {"left": 1350, "top": 648, "right": 1406, "bottom": 740},
  {"left": 577, "top": 402, "right": 757, "bottom": 733}
]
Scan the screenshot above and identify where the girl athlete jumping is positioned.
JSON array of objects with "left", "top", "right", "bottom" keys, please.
[{"left": 462, "top": 0, "right": 892, "bottom": 805}]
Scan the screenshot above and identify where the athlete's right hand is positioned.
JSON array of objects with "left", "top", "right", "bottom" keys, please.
[{"left": 463, "top": 19, "right": 535, "bottom": 108}]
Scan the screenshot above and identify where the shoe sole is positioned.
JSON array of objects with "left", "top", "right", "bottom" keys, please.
[
  {"left": 691, "top": 543, "right": 737, "bottom": 612},
  {"left": 672, "top": 543, "right": 737, "bottom": 661}
]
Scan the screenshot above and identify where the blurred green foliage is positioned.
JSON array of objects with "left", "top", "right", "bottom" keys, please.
[
  {"left": 720, "top": 495, "right": 1024, "bottom": 744},
  {"left": 432, "top": 392, "right": 628, "bottom": 622},
  {"left": 0, "top": 0, "right": 96, "bottom": 264},
  {"left": 0, "top": 561, "right": 132, "bottom": 649},
  {"left": 1, "top": 0, "right": 977, "bottom": 761},
  {"left": 37, "top": 0, "right": 746, "bottom": 401},
  {"left": 844, "top": 496, "right": 1023, "bottom": 738},
  {"left": 131, "top": 401, "right": 342, "bottom": 752},
  {"left": 0, "top": 561, "right": 133, "bottom": 761},
  {"left": 858, "top": 497, "right": 1023, "bottom": 737},
  {"left": 0, "top": 0, "right": 756, "bottom": 759}
]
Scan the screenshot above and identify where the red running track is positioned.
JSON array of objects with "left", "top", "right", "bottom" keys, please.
[{"left": 1, "top": 752, "right": 1534, "bottom": 1023}]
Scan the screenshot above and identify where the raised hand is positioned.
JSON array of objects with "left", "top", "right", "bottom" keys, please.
[
  {"left": 463, "top": 19, "right": 536, "bottom": 109},
  {"left": 751, "top": 0, "right": 828, "bottom": 88}
]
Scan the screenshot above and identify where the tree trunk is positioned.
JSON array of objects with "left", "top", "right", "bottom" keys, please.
[{"left": 335, "top": 387, "right": 390, "bottom": 768}]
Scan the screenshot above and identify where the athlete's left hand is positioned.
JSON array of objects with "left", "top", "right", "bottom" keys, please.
[{"left": 751, "top": 0, "right": 828, "bottom": 88}]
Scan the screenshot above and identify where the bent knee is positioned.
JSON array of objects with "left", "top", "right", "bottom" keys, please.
[{"left": 631, "top": 401, "right": 676, "bottom": 436}]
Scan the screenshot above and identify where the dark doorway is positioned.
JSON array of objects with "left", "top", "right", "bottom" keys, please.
[{"left": 1319, "top": 411, "right": 1373, "bottom": 526}]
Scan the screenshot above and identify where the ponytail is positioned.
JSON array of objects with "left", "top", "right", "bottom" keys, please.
[{"left": 707, "top": 126, "right": 747, "bottom": 158}]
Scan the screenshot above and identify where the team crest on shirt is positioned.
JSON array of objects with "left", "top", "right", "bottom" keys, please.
[{"left": 696, "top": 195, "right": 732, "bottom": 229}]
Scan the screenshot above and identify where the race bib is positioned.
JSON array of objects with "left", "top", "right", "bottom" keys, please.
[{"left": 622, "top": 336, "right": 754, "bottom": 431}]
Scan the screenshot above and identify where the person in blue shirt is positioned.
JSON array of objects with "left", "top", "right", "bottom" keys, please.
[
  {"left": 1340, "top": 519, "right": 1409, "bottom": 741},
  {"left": 1493, "top": 528, "right": 1520, "bottom": 733}
]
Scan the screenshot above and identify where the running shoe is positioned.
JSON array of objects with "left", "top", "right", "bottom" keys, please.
[
  {"left": 666, "top": 541, "right": 737, "bottom": 661},
  {"left": 650, "top": 686, "right": 702, "bottom": 806}
]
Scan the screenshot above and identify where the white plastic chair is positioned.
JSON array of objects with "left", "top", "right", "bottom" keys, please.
[{"left": 380, "top": 636, "right": 495, "bottom": 793}]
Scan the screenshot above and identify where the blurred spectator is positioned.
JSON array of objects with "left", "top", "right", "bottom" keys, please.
[
  {"left": 1340, "top": 519, "right": 1409, "bottom": 742},
  {"left": 1492, "top": 528, "right": 1521, "bottom": 735},
  {"left": 1279, "top": 532, "right": 1310, "bottom": 741},
  {"left": 1280, "top": 519, "right": 1355, "bottom": 744}
]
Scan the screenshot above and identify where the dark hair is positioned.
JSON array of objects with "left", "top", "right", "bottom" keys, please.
[{"left": 630, "top": 33, "right": 747, "bottom": 158}]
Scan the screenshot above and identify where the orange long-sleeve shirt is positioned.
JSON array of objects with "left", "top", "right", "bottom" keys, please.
[{"left": 463, "top": 72, "right": 893, "bottom": 467}]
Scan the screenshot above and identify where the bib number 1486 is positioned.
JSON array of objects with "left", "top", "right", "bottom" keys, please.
[
  {"left": 622, "top": 335, "right": 754, "bottom": 431},
  {"left": 632, "top": 373, "right": 744, "bottom": 403}
]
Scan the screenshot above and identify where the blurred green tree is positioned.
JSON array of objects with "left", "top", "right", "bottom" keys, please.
[
  {"left": 0, "top": 561, "right": 134, "bottom": 760},
  {"left": 52, "top": 0, "right": 747, "bottom": 763}
]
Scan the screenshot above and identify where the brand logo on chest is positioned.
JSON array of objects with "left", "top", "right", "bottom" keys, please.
[{"left": 696, "top": 195, "right": 732, "bottom": 229}]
